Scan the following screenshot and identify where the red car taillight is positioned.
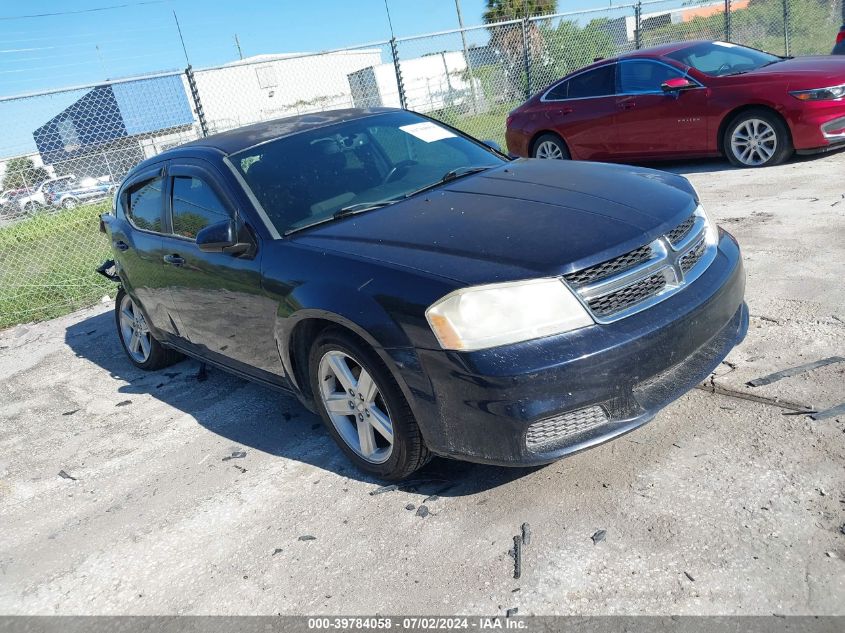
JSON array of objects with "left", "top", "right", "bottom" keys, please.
[{"left": 837, "top": 28, "right": 845, "bottom": 45}]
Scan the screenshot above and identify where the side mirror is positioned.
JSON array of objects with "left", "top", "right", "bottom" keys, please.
[
  {"left": 196, "top": 219, "right": 252, "bottom": 255},
  {"left": 482, "top": 139, "right": 503, "bottom": 153},
  {"left": 661, "top": 77, "right": 697, "bottom": 93}
]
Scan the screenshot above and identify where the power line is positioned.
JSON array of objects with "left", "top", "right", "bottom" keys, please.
[{"left": 0, "top": 1, "right": 167, "bottom": 21}]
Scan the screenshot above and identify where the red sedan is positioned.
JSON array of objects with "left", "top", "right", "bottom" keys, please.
[{"left": 506, "top": 40, "right": 845, "bottom": 168}]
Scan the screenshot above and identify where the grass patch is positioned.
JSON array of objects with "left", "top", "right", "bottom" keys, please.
[{"left": 0, "top": 201, "right": 113, "bottom": 329}]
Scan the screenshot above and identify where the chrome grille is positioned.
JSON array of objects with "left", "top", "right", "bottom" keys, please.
[
  {"left": 665, "top": 216, "right": 696, "bottom": 246},
  {"left": 588, "top": 273, "right": 667, "bottom": 317},
  {"left": 563, "top": 206, "right": 717, "bottom": 323},
  {"left": 525, "top": 406, "right": 608, "bottom": 449},
  {"left": 680, "top": 237, "right": 707, "bottom": 274},
  {"left": 564, "top": 245, "right": 653, "bottom": 287}
]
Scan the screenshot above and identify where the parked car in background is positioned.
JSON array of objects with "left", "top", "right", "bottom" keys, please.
[
  {"left": 15, "top": 175, "right": 73, "bottom": 212},
  {"left": 506, "top": 41, "right": 845, "bottom": 168},
  {"left": 101, "top": 108, "right": 747, "bottom": 480},
  {"left": 45, "top": 176, "right": 114, "bottom": 209},
  {"left": 834, "top": 24, "right": 845, "bottom": 55}
]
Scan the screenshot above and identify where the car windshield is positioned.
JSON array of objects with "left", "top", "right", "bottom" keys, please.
[
  {"left": 666, "top": 41, "right": 782, "bottom": 77},
  {"left": 230, "top": 111, "right": 504, "bottom": 235}
]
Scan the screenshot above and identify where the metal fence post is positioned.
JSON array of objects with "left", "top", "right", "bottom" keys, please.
[
  {"left": 184, "top": 65, "right": 208, "bottom": 138},
  {"left": 724, "top": 0, "right": 732, "bottom": 42},
  {"left": 782, "top": 0, "right": 790, "bottom": 57},
  {"left": 389, "top": 38, "right": 407, "bottom": 110},
  {"left": 635, "top": 1, "right": 643, "bottom": 50},
  {"left": 521, "top": 18, "right": 532, "bottom": 99}
]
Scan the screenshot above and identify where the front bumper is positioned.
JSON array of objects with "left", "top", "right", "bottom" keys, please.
[
  {"left": 789, "top": 104, "right": 845, "bottom": 152},
  {"left": 398, "top": 230, "right": 747, "bottom": 466}
]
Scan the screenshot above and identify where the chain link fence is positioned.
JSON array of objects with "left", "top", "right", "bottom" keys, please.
[{"left": 0, "top": 0, "right": 842, "bottom": 328}]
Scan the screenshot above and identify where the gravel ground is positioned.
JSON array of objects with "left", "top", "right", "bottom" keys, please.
[{"left": 0, "top": 152, "right": 843, "bottom": 615}]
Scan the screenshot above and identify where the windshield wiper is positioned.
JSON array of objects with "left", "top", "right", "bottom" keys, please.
[
  {"left": 333, "top": 200, "right": 396, "bottom": 219},
  {"left": 401, "top": 165, "right": 493, "bottom": 200},
  {"left": 284, "top": 199, "right": 399, "bottom": 236}
]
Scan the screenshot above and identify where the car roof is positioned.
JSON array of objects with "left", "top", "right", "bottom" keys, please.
[
  {"left": 618, "top": 40, "right": 713, "bottom": 60},
  {"left": 178, "top": 107, "right": 399, "bottom": 155}
]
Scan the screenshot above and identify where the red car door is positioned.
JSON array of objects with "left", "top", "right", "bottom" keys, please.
[
  {"left": 540, "top": 63, "right": 618, "bottom": 161},
  {"left": 612, "top": 59, "right": 709, "bottom": 159}
]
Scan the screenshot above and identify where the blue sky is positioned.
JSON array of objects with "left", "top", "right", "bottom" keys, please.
[
  {"left": 0, "top": 0, "right": 615, "bottom": 96},
  {"left": 0, "top": 0, "right": 618, "bottom": 158}
]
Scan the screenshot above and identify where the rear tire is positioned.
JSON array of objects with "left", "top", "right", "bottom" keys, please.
[
  {"left": 309, "top": 327, "right": 431, "bottom": 480},
  {"left": 531, "top": 133, "right": 570, "bottom": 160},
  {"left": 62, "top": 198, "right": 78, "bottom": 210},
  {"left": 724, "top": 109, "right": 792, "bottom": 168},
  {"left": 115, "top": 288, "right": 183, "bottom": 370}
]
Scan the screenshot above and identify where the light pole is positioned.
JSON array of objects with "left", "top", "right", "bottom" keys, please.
[{"left": 454, "top": 0, "right": 480, "bottom": 112}]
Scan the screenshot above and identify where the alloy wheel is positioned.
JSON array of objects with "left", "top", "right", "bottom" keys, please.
[
  {"left": 535, "top": 140, "right": 565, "bottom": 159},
  {"left": 118, "top": 294, "right": 152, "bottom": 363},
  {"left": 63, "top": 198, "right": 77, "bottom": 209},
  {"left": 317, "top": 350, "right": 394, "bottom": 464},
  {"left": 730, "top": 118, "right": 777, "bottom": 166}
]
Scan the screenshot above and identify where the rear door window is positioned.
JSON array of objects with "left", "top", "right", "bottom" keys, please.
[
  {"left": 125, "top": 177, "right": 164, "bottom": 232},
  {"left": 170, "top": 176, "right": 231, "bottom": 240},
  {"left": 566, "top": 64, "right": 616, "bottom": 99}
]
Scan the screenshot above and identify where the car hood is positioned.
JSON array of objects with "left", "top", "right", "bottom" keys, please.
[
  {"left": 744, "top": 56, "right": 845, "bottom": 86},
  {"left": 292, "top": 160, "right": 698, "bottom": 286}
]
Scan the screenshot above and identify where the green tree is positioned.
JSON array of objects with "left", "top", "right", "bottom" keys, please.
[
  {"left": 483, "top": 0, "right": 557, "bottom": 22},
  {"left": 2, "top": 157, "right": 50, "bottom": 191}
]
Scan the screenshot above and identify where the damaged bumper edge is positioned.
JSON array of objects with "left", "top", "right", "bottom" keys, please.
[{"left": 96, "top": 259, "right": 121, "bottom": 282}]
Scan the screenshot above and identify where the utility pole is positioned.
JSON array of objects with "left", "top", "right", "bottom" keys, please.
[
  {"left": 454, "top": 0, "right": 479, "bottom": 113},
  {"left": 234, "top": 34, "right": 244, "bottom": 60},
  {"left": 173, "top": 10, "right": 190, "bottom": 66}
]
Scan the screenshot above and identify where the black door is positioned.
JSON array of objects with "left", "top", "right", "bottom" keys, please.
[
  {"left": 113, "top": 166, "right": 183, "bottom": 340},
  {"left": 159, "top": 159, "right": 284, "bottom": 382}
]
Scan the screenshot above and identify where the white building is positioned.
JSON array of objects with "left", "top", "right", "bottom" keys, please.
[
  {"left": 184, "top": 50, "right": 385, "bottom": 134},
  {"left": 348, "top": 51, "right": 479, "bottom": 113}
]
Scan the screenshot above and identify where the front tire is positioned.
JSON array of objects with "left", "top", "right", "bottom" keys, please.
[
  {"left": 532, "top": 133, "right": 570, "bottom": 160},
  {"left": 62, "top": 197, "right": 78, "bottom": 210},
  {"left": 115, "top": 288, "right": 183, "bottom": 370},
  {"left": 309, "top": 327, "right": 430, "bottom": 480},
  {"left": 724, "top": 110, "right": 792, "bottom": 168}
]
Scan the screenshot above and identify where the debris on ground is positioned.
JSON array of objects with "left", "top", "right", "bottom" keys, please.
[
  {"left": 506, "top": 607, "right": 518, "bottom": 617},
  {"left": 809, "top": 402, "right": 845, "bottom": 421},
  {"left": 61, "top": 409, "right": 79, "bottom": 416},
  {"left": 222, "top": 451, "right": 247, "bottom": 461},
  {"left": 746, "top": 356, "right": 844, "bottom": 387},
  {"left": 416, "top": 505, "right": 429, "bottom": 518},
  {"left": 272, "top": 548, "right": 283, "bottom": 556},
  {"left": 57, "top": 470, "right": 76, "bottom": 481},
  {"left": 405, "top": 503, "right": 416, "bottom": 511},
  {"left": 196, "top": 363, "right": 208, "bottom": 382},
  {"left": 298, "top": 535, "right": 316, "bottom": 541},
  {"left": 521, "top": 523, "right": 531, "bottom": 546},
  {"left": 510, "top": 535, "right": 522, "bottom": 579},
  {"left": 232, "top": 465, "right": 247, "bottom": 473},
  {"left": 839, "top": 524, "right": 845, "bottom": 536},
  {"left": 369, "top": 484, "right": 398, "bottom": 496},
  {"left": 591, "top": 529, "right": 606, "bottom": 544},
  {"left": 115, "top": 400, "right": 131, "bottom": 407},
  {"left": 424, "top": 494, "right": 439, "bottom": 503},
  {"left": 684, "top": 571, "right": 696, "bottom": 582}
]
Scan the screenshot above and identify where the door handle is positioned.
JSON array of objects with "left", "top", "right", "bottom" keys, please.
[
  {"left": 114, "top": 240, "right": 129, "bottom": 251},
  {"left": 555, "top": 107, "right": 574, "bottom": 116},
  {"left": 163, "top": 254, "right": 185, "bottom": 266},
  {"left": 619, "top": 101, "right": 637, "bottom": 110}
]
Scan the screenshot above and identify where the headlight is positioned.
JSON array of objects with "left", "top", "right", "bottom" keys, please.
[
  {"left": 790, "top": 84, "right": 845, "bottom": 101},
  {"left": 695, "top": 203, "right": 719, "bottom": 245},
  {"left": 425, "top": 278, "right": 593, "bottom": 351}
]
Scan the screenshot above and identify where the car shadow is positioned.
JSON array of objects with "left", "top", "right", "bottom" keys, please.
[{"left": 65, "top": 310, "right": 538, "bottom": 496}]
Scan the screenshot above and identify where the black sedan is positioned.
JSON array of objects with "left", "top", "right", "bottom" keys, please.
[{"left": 101, "top": 108, "right": 747, "bottom": 480}]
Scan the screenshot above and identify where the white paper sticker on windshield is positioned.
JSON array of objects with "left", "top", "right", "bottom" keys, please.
[{"left": 400, "top": 122, "right": 456, "bottom": 143}]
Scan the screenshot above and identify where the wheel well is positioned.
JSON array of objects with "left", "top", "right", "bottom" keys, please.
[
  {"left": 288, "top": 318, "right": 371, "bottom": 402},
  {"left": 529, "top": 130, "right": 567, "bottom": 156},
  {"left": 717, "top": 105, "right": 792, "bottom": 154}
]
